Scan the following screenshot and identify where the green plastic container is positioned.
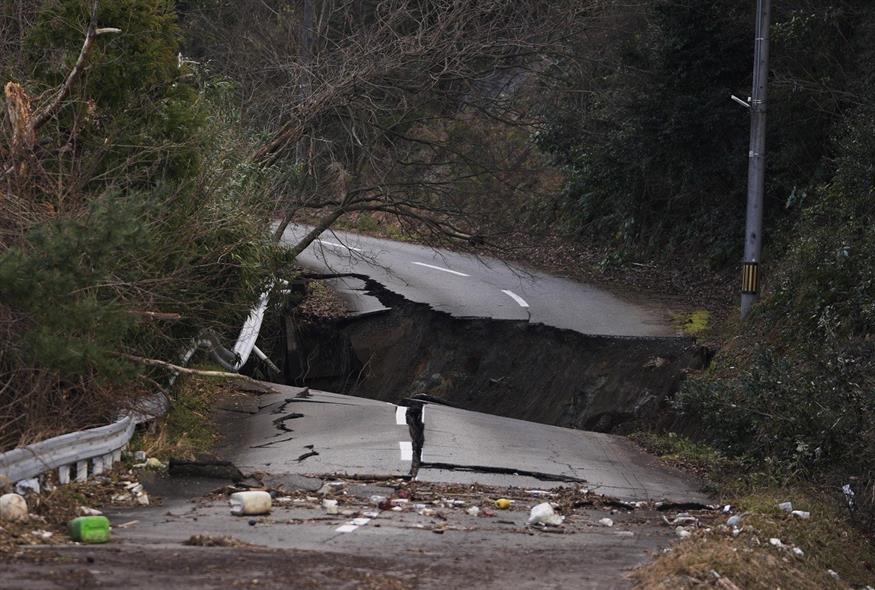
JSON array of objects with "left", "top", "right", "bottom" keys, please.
[{"left": 68, "top": 516, "right": 110, "bottom": 544}]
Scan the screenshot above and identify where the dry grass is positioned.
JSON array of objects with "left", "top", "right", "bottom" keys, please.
[
  {"left": 633, "top": 535, "right": 844, "bottom": 589},
  {"left": 134, "top": 375, "right": 232, "bottom": 461}
]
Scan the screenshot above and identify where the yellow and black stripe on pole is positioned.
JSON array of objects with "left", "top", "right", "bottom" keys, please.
[{"left": 741, "top": 262, "right": 759, "bottom": 294}]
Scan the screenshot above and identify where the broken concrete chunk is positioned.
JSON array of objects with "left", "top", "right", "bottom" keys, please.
[
  {"left": 0, "top": 493, "right": 28, "bottom": 522},
  {"left": 78, "top": 506, "right": 103, "bottom": 517},
  {"left": 777, "top": 501, "right": 793, "bottom": 513},
  {"left": 790, "top": 510, "right": 810, "bottom": 519},
  {"left": 599, "top": 518, "right": 614, "bottom": 527},
  {"left": 676, "top": 527, "right": 691, "bottom": 539},
  {"left": 322, "top": 499, "right": 339, "bottom": 515},
  {"left": 229, "top": 491, "right": 272, "bottom": 516}
]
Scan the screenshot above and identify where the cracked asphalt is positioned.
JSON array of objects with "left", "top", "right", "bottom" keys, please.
[{"left": 2, "top": 384, "right": 710, "bottom": 589}]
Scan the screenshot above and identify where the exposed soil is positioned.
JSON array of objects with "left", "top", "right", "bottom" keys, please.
[{"left": 278, "top": 277, "right": 709, "bottom": 434}]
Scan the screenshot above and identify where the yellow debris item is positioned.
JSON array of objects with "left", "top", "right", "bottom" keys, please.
[{"left": 495, "top": 498, "right": 511, "bottom": 510}]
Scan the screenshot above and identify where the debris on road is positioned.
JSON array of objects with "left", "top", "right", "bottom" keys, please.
[
  {"left": 527, "top": 502, "right": 564, "bottom": 526},
  {"left": 494, "top": 498, "right": 511, "bottom": 510},
  {"left": 598, "top": 517, "right": 614, "bottom": 527},
  {"left": 0, "top": 494, "right": 28, "bottom": 522},
  {"left": 321, "top": 499, "right": 338, "bottom": 515},
  {"left": 791, "top": 510, "right": 810, "bottom": 520},
  {"left": 68, "top": 515, "right": 110, "bottom": 544},
  {"left": 229, "top": 491, "right": 272, "bottom": 516},
  {"left": 777, "top": 501, "right": 793, "bottom": 513}
]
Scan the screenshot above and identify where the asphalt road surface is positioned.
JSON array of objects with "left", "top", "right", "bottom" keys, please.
[
  {"left": 3, "top": 385, "right": 709, "bottom": 589},
  {"left": 280, "top": 225, "right": 675, "bottom": 337},
  {"left": 217, "top": 385, "right": 706, "bottom": 503}
]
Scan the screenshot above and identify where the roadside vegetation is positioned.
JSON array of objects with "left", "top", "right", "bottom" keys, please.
[{"left": 1, "top": 0, "right": 872, "bottom": 585}]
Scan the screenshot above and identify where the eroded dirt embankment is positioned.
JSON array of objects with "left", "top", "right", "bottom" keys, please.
[{"left": 276, "top": 277, "right": 708, "bottom": 433}]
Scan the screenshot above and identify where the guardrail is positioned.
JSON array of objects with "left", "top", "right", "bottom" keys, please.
[{"left": 0, "top": 289, "right": 275, "bottom": 491}]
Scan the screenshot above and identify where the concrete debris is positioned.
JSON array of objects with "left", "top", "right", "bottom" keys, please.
[
  {"left": 792, "top": 547, "right": 804, "bottom": 558},
  {"left": 675, "top": 527, "right": 692, "bottom": 539},
  {"left": 133, "top": 451, "right": 147, "bottom": 461},
  {"left": 32, "top": 530, "right": 53, "bottom": 540},
  {"left": 321, "top": 499, "right": 339, "bottom": 515},
  {"left": 527, "top": 502, "right": 564, "bottom": 526},
  {"left": 790, "top": 510, "right": 810, "bottom": 520},
  {"left": 78, "top": 506, "right": 103, "bottom": 516},
  {"left": 769, "top": 538, "right": 785, "bottom": 549},
  {"left": 827, "top": 569, "right": 840, "bottom": 580},
  {"left": 466, "top": 506, "right": 480, "bottom": 517},
  {"left": 0, "top": 493, "right": 28, "bottom": 522},
  {"left": 418, "top": 508, "right": 436, "bottom": 517},
  {"left": 230, "top": 491, "right": 272, "bottom": 516},
  {"left": 777, "top": 501, "right": 793, "bottom": 513},
  {"left": 598, "top": 518, "right": 614, "bottom": 527}
]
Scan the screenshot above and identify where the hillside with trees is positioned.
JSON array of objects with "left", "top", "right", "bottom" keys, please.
[{"left": 1, "top": 0, "right": 873, "bottom": 582}]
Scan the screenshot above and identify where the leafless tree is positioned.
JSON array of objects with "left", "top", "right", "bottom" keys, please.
[{"left": 237, "top": 0, "right": 585, "bottom": 254}]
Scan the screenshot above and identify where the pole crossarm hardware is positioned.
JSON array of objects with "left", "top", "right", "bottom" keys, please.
[{"left": 741, "top": 0, "right": 772, "bottom": 319}]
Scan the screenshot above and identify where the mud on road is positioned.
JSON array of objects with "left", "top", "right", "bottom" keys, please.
[{"left": 2, "top": 476, "right": 712, "bottom": 590}]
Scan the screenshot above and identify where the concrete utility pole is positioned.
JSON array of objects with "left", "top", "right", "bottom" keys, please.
[{"left": 741, "top": 0, "right": 772, "bottom": 319}]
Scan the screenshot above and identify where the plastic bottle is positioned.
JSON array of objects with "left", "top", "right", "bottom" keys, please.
[
  {"left": 229, "top": 491, "right": 272, "bottom": 516},
  {"left": 69, "top": 516, "right": 110, "bottom": 543}
]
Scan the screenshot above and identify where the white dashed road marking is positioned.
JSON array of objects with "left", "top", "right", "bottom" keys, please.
[
  {"left": 316, "top": 239, "right": 362, "bottom": 252},
  {"left": 411, "top": 261, "right": 470, "bottom": 277},
  {"left": 395, "top": 405, "right": 407, "bottom": 425},
  {"left": 399, "top": 441, "right": 413, "bottom": 461},
  {"left": 501, "top": 289, "right": 530, "bottom": 308}
]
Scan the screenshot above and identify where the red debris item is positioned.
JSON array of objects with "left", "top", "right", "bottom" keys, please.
[
  {"left": 397, "top": 489, "right": 411, "bottom": 499},
  {"left": 378, "top": 499, "right": 393, "bottom": 511},
  {"left": 481, "top": 508, "right": 496, "bottom": 517}
]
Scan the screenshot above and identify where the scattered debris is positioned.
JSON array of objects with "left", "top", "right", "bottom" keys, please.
[
  {"left": 68, "top": 516, "right": 110, "bottom": 544},
  {"left": 494, "top": 498, "right": 511, "bottom": 510},
  {"left": 777, "top": 501, "right": 793, "bottom": 513},
  {"left": 14, "top": 479, "right": 40, "bottom": 496},
  {"left": 77, "top": 507, "right": 102, "bottom": 517},
  {"left": 466, "top": 506, "right": 480, "bottom": 517},
  {"left": 791, "top": 510, "right": 810, "bottom": 520},
  {"left": 0, "top": 494, "right": 28, "bottom": 522},
  {"left": 322, "top": 499, "right": 339, "bottom": 515},
  {"left": 663, "top": 512, "right": 699, "bottom": 527},
  {"left": 599, "top": 517, "right": 614, "bottom": 527},
  {"left": 726, "top": 514, "right": 742, "bottom": 527},
  {"left": 229, "top": 491, "right": 272, "bottom": 516},
  {"left": 527, "top": 502, "right": 564, "bottom": 526},
  {"left": 676, "top": 527, "right": 692, "bottom": 539}
]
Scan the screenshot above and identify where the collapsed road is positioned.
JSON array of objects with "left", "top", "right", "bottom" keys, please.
[
  {"left": 2, "top": 384, "right": 710, "bottom": 589},
  {"left": 271, "top": 227, "right": 708, "bottom": 434},
  {"left": 3, "top": 230, "right": 713, "bottom": 589}
]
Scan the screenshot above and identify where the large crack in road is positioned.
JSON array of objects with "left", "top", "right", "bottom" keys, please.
[{"left": 268, "top": 274, "right": 709, "bottom": 434}]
